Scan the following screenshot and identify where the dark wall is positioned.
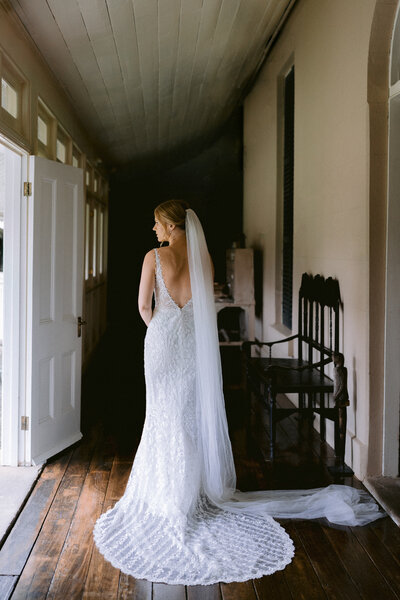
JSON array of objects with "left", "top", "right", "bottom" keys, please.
[{"left": 107, "top": 108, "right": 244, "bottom": 338}]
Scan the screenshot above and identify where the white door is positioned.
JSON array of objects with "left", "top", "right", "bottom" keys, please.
[{"left": 26, "top": 156, "right": 84, "bottom": 465}]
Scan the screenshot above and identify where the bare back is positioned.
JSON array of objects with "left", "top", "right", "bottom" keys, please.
[{"left": 157, "top": 245, "right": 191, "bottom": 309}]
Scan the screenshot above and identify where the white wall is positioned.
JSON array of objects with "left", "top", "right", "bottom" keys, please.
[{"left": 243, "top": 0, "right": 377, "bottom": 478}]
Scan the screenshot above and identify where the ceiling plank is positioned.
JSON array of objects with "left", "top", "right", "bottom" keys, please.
[
  {"left": 12, "top": 0, "right": 108, "bottom": 147},
  {"left": 168, "top": 0, "right": 203, "bottom": 150},
  {"left": 46, "top": 0, "right": 116, "bottom": 131},
  {"left": 132, "top": 0, "right": 160, "bottom": 154},
  {"left": 157, "top": 0, "right": 181, "bottom": 151},
  {"left": 177, "top": 0, "right": 224, "bottom": 145},
  {"left": 105, "top": 0, "right": 147, "bottom": 152},
  {"left": 76, "top": 0, "right": 138, "bottom": 157},
  {"left": 189, "top": 0, "right": 242, "bottom": 138}
]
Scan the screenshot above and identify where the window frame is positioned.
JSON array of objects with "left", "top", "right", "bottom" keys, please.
[
  {"left": 0, "top": 52, "right": 30, "bottom": 142},
  {"left": 36, "top": 98, "right": 56, "bottom": 160}
]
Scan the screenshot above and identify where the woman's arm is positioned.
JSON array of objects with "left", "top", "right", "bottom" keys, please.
[
  {"left": 138, "top": 250, "right": 155, "bottom": 326},
  {"left": 209, "top": 253, "right": 215, "bottom": 281}
]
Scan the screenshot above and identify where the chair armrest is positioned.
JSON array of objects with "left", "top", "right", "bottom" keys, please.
[
  {"left": 242, "top": 335, "right": 299, "bottom": 358},
  {"left": 264, "top": 356, "right": 333, "bottom": 374}
]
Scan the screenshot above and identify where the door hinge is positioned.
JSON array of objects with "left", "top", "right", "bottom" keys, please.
[
  {"left": 24, "top": 182, "right": 32, "bottom": 196},
  {"left": 21, "top": 416, "right": 29, "bottom": 431}
]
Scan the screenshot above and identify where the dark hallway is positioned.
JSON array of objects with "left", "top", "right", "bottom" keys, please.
[{"left": 1, "top": 0, "right": 400, "bottom": 597}]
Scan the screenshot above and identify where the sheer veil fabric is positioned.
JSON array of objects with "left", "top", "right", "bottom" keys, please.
[
  {"left": 93, "top": 209, "right": 384, "bottom": 587},
  {"left": 185, "top": 208, "right": 384, "bottom": 527}
]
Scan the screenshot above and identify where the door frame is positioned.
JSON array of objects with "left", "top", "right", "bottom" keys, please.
[
  {"left": 383, "top": 2, "right": 400, "bottom": 476},
  {"left": 0, "top": 133, "right": 28, "bottom": 466}
]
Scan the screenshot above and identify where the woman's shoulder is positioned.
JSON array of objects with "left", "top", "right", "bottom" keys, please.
[{"left": 143, "top": 248, "right": 157, "bottom": 264}]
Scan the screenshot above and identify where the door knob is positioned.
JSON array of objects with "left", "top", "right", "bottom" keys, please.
[{"left": 77, "top": 316, "right": 87, "bottom": 337}]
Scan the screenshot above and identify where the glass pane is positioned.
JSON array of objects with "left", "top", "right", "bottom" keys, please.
[
  {"left": 94, "top": 177, "right": 98, "bottom": 193},
  {"left": 93, "top": 208, "right": 97, "bottom": 277},
  {"left": 86, "top": 171, "right": 90, "bottom": 187},
  {"left": 99, "top": 211, "right": 104, "bottom": 274},
  {"left": 37, "top": 116, "right": 48, "bottom": 145},
  {"left": 56, "top": 139, "right": 66, "bottom": 163},
  {"left": 85, "top": 203, "right": 90, "bottom": 280},
  {"left": 72, "top": 155, "right": 79, "bottom": 168},
  {"left": 1, "top": 79, "right": 18, "bottom": 119}
]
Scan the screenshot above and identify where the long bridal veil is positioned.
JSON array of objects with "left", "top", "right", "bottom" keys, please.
[{"left": 185, "top": 208, "right": 384, "bottom": 527}]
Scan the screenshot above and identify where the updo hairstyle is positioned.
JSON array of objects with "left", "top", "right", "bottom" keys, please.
[{"left": 154, "top": 199, "right": 189, "bottom": 231}]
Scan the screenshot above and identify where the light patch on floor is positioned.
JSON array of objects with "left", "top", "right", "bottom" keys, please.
[
  {"left": 0, "top": 466, "right": 43, "bottom": 543},
  {"left": 365, "top": 476, "right": 400, "bottom": 527}
]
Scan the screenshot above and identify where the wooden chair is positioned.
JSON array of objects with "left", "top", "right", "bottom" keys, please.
[{"left": 243, "top": 273, "right": 353, "bottom": 475}]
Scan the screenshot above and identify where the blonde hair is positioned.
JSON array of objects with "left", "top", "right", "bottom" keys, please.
[{"left": 154, "top": 199, "right": 189, "bottom": 230}]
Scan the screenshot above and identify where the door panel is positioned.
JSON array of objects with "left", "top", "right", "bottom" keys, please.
[{"left": 27, "top": 156, "right": 84, "bottom": 464}]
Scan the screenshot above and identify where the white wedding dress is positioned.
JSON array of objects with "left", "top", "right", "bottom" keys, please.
[
  {"left": 94, "top": 248, "right": 295, "bottom": 584},
  {"left": 94, "top": 214, "right": 384, "bottom": 585}
]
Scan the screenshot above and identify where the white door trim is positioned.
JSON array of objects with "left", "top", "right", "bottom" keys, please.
[
  {"left": 0, "top": 140, "right": 28, "bottom": 466},
  {"left": 383, "top": 90, "right": 400, "bottom": 476}
]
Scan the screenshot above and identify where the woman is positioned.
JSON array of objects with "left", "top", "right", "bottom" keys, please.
[{"left": 93, "top": 200, "right": 383, "bottom": 585}]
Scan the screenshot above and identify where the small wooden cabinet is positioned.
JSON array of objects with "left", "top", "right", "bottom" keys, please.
[{"left": 215, "top": 248, "right": 255, "bottom": 346}]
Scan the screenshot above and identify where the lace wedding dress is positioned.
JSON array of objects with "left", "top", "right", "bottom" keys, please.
[
  {"left": 94, "top": 211, "right": 384, "bottom": 585},
  {"left": 94, "top": 248, "right": 295, "bottom": 584}
]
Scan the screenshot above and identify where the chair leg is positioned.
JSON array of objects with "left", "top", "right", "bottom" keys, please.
[
  {"left": 337, "top": 406, "right": 347, "bottom": 466},
  {"left": 268, "top": 388, "right": 276, "bottom": 461},
  {"left": 320, "top": 393, "right": 326, "bottom": 441},
  {"left": 329, "top": 405, "right": 353, "bottom": 476}
]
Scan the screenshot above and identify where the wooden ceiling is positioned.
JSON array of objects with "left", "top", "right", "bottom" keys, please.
[{"left": 10, "top": 0, "right": 293, "bottom": 167}]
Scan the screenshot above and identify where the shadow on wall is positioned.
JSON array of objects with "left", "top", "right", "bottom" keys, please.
[{"left": 106, "top": 109, "right": 244, "bottom": 348}]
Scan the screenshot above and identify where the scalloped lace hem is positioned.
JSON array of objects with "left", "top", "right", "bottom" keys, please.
[{"left": 93, "top": 498, "right": 295, "bottom": 585}]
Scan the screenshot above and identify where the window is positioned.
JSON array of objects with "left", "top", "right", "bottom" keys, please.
[
  {"left": 72, "top": 145, "right": 82, "bottom": 168},
  {"left": 1, "top": 79, "right": 18, "bottom": 118},
  {"left": 92, "top": 207, "right": 97, "bottom": 278},
  {"left": 85, "top": 203, "right": 90, "bottom": 280},
  {"left": 56, "top": 138, "right": 66, "bottom": 163},
  {"left": 37, "top": 116, "right": 48, "bottom": 145},
  {"left": 282, "top": 66, "right": 295, "bottom": 330},
  {"left": 86, "top": 165, "right": 93, "bottom": 190},
  {"left": 56, "top": 125, "right": 71, "bottom": 164},
  {"left": 94, "top": 176, "right": 98, "bottom": 194},
  {"left": 37, "top": 99, "right": 56, "bottom": 159},
  {"left": 0, "top": 53, "right": 28, "bottom": 138},
  {"left": 99, "top": 210, "right": 104, "bottom": 275}
]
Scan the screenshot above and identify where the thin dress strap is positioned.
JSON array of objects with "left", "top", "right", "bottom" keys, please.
[{"left": 154, "top": 247, "right": 161, "bottom": 275}]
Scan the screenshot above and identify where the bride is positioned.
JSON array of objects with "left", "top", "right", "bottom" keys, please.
[{"left": 93, "top": 199, "right": 383, "bottom": 585}]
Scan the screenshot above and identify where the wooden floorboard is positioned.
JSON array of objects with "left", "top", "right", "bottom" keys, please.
[
  {"left": 3, "top": 344, "right": 399, "bottom": 600},
  {"left": 321, "top": 522, "right": 398, "bottom": 599},
  {"left": 117, "top": 575, "right": 152, "bottom": 600},
  {"left": 45, "top": 442, "right": 112, "bottom": 598},
  {"left": 153, "top": 583, "right": 186, "bottom": 599},
  {"left": 369, "top": 517, "right": 400, "bottom": 567},
  {"left": 0, "top": 576, "right": 18, "bottom": 600},
  {"left": 220, "top": 580, "right": 257, "bottom": 600},
  {"left": 293, "top": 520, "right": 362, "bottom": 599},
  {"left": 0, "top": 449, "right": 72, "bottom": 576},
  {"left": 83, "top": 458, "right": 132, "bottom": 600},
  {"left": 279, "top": 522, "right": 327, "bottom": 600},
  {"left": 349, "top": 524, "right": 400, "bottom": 597},
  {"left": 187, "top": 584, "right": 222, "bottom": 600},
  {"left": 11, "top": 432, "right": 99, "bottom": 599},
  {"left": 253, "top": 571, "right": 293, "bottom": 599}
]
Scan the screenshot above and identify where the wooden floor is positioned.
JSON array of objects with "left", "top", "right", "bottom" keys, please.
[{"left": 1, "top": 338, "right": 399, "bottom": 599}]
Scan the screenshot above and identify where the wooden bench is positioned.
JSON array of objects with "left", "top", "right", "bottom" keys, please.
[{"left": 243, "top": 273, "right": 353, "bottom": 475}]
